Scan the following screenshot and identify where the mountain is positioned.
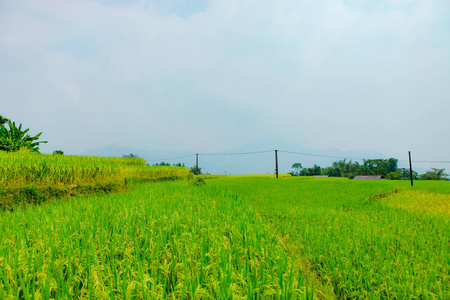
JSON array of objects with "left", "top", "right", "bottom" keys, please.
[{"left": 80, "top": 138, "right": 398, "bottom": 175}]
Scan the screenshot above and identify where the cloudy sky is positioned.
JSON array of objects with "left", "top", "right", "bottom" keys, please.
[{"left": 1, "top": 0, "right": 449, "bottom": 165}]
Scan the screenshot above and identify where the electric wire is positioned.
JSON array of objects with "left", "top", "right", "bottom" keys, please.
[
  {"left": 278, "top": 150, "right": 366, "bottom": 161},
  {"left": 143, "top": 150, "right": 449, "bottom": 165},
  {"left": 199, "top": 150, "right": 273, "bottom": 156},
  {"left": 202, "top": 157, "right": 274, "bottom": 170},
  {"left": 278, "top": 150, "right": 449, "bottom": 164}
]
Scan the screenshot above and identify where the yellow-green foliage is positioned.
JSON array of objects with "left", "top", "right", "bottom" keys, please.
[
  {"left": 381, "top": 189, "right": 450, "bottom": 218},
  {"left": 0, "top": 150, "right": 190, "bottom": 209},
  {"left": 0, "top": 150, "right": 189, "bottom": 186}
]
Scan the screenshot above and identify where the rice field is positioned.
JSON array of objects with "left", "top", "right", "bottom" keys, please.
[
  {"left": 0, "top": 150, "right": 189, "bottom": 186},
  {"left": 0, "top": 165, "right": 449, "bottom": 299},
  {"left": 207, "top": 177, "right": 450, "bottom": 299},
  {"left": 0, "top": 151, "right": 190, "bottom": 209},
  {"left": 0, "top": 181, "right": 312, "bottom": 299}
]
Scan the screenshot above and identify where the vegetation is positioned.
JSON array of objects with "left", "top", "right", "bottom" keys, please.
[
  {"left": 0, "top": 115, "right": 8, "bottom": 125},
  {"left": 0, "top": 116, "right": 47, "bottom": 153},
  {"left": 208, "top": 176, "right": 450, "bottom": 299},
  {"left": 1, "top": 176, "right": 448, "bottom": 299},
  {"left": 0, "top": 150, "right": 190, "bottom": 209},
  {"left": 0, "top": 181, "right": 312, "bottom": 299},
  {"left": 290, "top": 158, "right": 447, "bottom": 180},
  {"left": 190, "top": 165, "right": 202, "bottom": 175},
  {"left": 419, "top": 168, "right": 448, "bottom": 180}
]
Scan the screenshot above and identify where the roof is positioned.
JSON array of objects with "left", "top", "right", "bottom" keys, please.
[{"left": 353, "top": 175, "right": 383, "bottom": 180}]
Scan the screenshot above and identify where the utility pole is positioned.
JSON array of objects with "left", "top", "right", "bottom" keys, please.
[
  {"left": 408, "top": 151, "right": 413, "bottom": 187},
  {"left": 196, "top": 153, "right": 199, "bottom": 171},
  {"left": 275, "top": 150, "right": 279, "bottom": 178}
]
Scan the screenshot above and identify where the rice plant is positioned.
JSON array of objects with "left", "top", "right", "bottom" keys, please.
[
  {"left": 0, "top": 182, "right": 312, "bottom": 299},
  {"left": 207, "top": 177, "right": 450, "bottom": 299},
  {"left": 0, "top": 150, "right": 189, "bottom": 186}
]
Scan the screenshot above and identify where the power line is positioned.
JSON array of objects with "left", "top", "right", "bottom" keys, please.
[
  {"left": 408, "top": 160, "right": 450, "bottom": 164},
  {"left": 278, "top": 150, "right": 366, "bottom": 161},
  {"left": 199, "top": 150, "right": 273, "bottom": 156},
  {"left": 202, "top": 157, "right": 274, "bottom": 170},
  {"left": 143, "top": 150, "right": 449, "bottom": 165},
  {"left": 279, "top": 150, "right": 450, "bottom": 164}
]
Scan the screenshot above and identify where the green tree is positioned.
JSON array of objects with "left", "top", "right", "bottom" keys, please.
[
  {"left": 123, "top": 153, "right": 139, "bottom": 158},
  {"left": 291, "top": 163, "right": 303, "bottom": 176},
  {"left": 0, "top": 119, "right": 47, "bottom": 153},
  {"left": 190, "top": 166, "right": 202, "bottom": 175},
  {"left": 303, "top": 164, "right": 322, "bottom": 176},
  {"left": 396, "top": 168, "right": 418, "bottom": 180},
  {"left": 419, "top": 168, "right": 448, "bottom": 181},
  {"left": 153, "top": 162, "right": 171, "bottom": 166},
  {"left": 53, "top": 150, "right": 64, "bottom": 155},
  {"left": 386, "top": 172, "right": 401, "bottom": 180}
]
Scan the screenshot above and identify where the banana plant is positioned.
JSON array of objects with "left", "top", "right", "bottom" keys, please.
[{"left": 0, "top": 118, "right": 47, "bottom": 153}]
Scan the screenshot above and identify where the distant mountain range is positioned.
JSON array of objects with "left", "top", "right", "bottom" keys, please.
[{"left": 80, "top": 137, "right": 419, "bottom": 175}]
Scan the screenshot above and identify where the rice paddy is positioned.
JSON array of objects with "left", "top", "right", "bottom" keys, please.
[
  {"left": 0, "top": 151, "right": 190, "bottom": 209},
  {"left": 0, "top": 150, "right": 189, "bottom": 186},
  {"left": 0, "top": 153, "right": 449, "bottom": 299},
  {"left": 0, "top": 181, "right": 312, "bottom": 299}
]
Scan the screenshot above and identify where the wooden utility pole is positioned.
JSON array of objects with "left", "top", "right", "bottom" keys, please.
[
  {"left": 408, "top": 151, "right": 413, "bottom": 187},
  {"left": 196, "top": 153, "right": 199, "bottom": 170},
  {"left": 275, "top": 150, "right": 279, "bottom": 178}
]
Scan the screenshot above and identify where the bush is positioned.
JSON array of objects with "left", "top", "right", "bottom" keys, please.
[{"left": 386, "top": 172, "right": 401, "bottom": 180}]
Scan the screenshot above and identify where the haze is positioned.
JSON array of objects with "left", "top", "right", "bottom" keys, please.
[{"left": 1, "top": 0, "right": 449, "bottom": 168}]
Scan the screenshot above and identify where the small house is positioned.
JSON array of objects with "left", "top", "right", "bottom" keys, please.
[{"left": 353, "top": 175, "right": 383, "bottom": 180}]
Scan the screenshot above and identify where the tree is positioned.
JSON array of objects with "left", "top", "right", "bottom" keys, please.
[
  {"left": 153, "top": 162, "right": 171, "bottom": 166},
  {"left": 363, "top": 158, "right": 397, "bottom": 178},
  {"left": 302, "top": 164, "right": 322, "bottom": 176},
  {"left": 53, "top": 150, "right": 64, "bottom": 155},
  {"left": 123, "top": 153, "right": 139, "bottom": 158},
  {"left": 0, "top": 118, "right": 47, "bottom": 153},
  {"left": 419, "top": 168, "right": 448, "bottom": 181},
  {"left": 190, "top": 166, "right": 202, "bottom": 175},
  {"left": 323, "top": 160, "right": 360, "bottom": 177},
  {"left": 397, "top": 168, "right": 418, "bottom": 180},
  {"left": 291, "top": 163, "right": 303, "bottom": 176}
]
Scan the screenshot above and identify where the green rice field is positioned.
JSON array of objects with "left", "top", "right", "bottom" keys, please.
[{"left": 1, "top": 167, "right": 449, "bottom": 298}]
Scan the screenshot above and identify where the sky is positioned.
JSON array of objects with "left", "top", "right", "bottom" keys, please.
[{"left": 1, "top": 0, "right": 449, "bottom": 167}]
